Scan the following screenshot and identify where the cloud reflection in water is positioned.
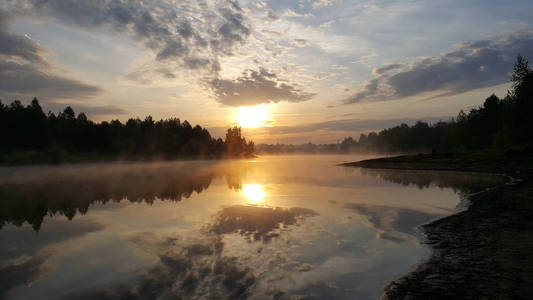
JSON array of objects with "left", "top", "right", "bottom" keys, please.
[{"left": 0, "top": 156, "right": 507, "bottom": 299}]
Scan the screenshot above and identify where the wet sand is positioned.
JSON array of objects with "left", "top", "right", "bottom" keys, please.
[{"left": 342, "top": 153, "right": 533, "bottom": 299}]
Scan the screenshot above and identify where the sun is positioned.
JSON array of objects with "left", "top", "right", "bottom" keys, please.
[
  {"left": 235, "top": 105, "right": 270, "bottom": 128},
  {"left": 242, "top": 184, "right": 266, "bottom": 204}
]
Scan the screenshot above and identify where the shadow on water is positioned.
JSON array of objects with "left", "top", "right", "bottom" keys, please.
[
  {"left": 356, "top": 167, "right": 507, "bottom": 195},
  {"left": 341, "top": 167, "right": 506, "bottom": 244}
]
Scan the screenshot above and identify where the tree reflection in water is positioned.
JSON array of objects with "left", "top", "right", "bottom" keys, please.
[
  {"left": 359, "top": 168, "right": 506, "bottom": 195},
  {"left": 0, "top": 161, "right": 250, "bottom": 231},
  {"left": 0, "top": 159, "right": 508, "bottom": 299}
]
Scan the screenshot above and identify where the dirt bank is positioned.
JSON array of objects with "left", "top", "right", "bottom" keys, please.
[{"left": 342, "top": 153, "right": 533, "bottom": 299}]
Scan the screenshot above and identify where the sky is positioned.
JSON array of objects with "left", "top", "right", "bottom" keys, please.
[{"left": 1, "top": 0, "right": 533, "bottom": 143}]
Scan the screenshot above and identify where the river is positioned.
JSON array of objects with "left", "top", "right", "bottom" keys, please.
[{"left": 0, "top": 155, "right": 505, "bottom": 299}]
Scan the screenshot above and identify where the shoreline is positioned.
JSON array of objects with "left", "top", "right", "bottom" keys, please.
[
  {"left": 0, "top": 152, "right": 258, "bottom": 167},
  {"left": 341, "top": 154, "right": 533, "bottom": 299}
]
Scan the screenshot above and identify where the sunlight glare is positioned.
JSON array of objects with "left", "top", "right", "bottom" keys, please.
[
  {"left": 235, "top": 105, "right": 270, "bottom": 128},
  {"left": 242, "top": 184, "right": 265, "bottom": 204}
]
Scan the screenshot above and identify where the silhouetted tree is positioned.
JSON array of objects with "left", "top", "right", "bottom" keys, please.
[
  {"left": 225, "top": 127, "right": 254, "bottom": 157},
  {"left": 258, "top": 55, "right": 533, "bottom": 155},
  {"left": 0, "top": 100, "right": 255, "bottom": 164}
]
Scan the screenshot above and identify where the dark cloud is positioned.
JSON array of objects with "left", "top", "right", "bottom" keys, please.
[
  {"left": 7, "top": 0, "right": 251, "bottom": 76},
  {"left": 208, "top": 205, "right": 317, "bottom": 243},
  {"left": 0, "top": 97, "right": 127, "bottom": 118},
  {"left": 293, "top": 38, "right": 310, "bottom": 47},
  {"left": 177, "top": 20, "right": 194, "bottom": 39},
  {"left": 0, "top": 220, "right": 104, "bottom": 261},
  {"left": 213, "top": 7, "right": 251, "bottom": 55},
  {"left": 342, "top": 78, "right": 381, "bottom": 104},
  {"left": 0, "top": 254, "right": 49, "bottom": 297},
  {"left": 60, "top": 201, "right": 315, "bottom": 299},
  {"left": 264, "top": 116, "right": 451, "bottom": 135},
  {"left": 4, "top": 1, "right": 317, "bottom": 108},
  {"left": 207, "top": 68, "right": 316, "bottom": 106},
  {"left": 0, "top": 60, "right": 103, "bottom": 99},
  {"left": 0, "top": 10, "right": 103, "bottom": 101},
  {"left": 345, "top": 203, "right": 440, "bottom": 242},
  {"left": 374, "top": 63, "right": 403, "bottom": 75},
  {"left": 267, "top": 10, "right": 280, "bottom": 20},
  {"left": 63, "top": 233, "right": 256, "bottom": 299},
  {"left": 51, "top": 103, "right": 128, "bottom": 117},
  {"left": 0, "top": 24, "right": 45, "bottom": 63},
  {"left": 344, "top": 31, "right": 533, "bottom": 104},
  {"left": 0, "top": 220, "right": 103, "bottom": 297}
]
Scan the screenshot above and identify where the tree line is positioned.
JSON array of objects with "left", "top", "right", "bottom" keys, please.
[
  {"left": 0, "top": 100, "right": 254, "bottom": 164},
  {"left": 258, "top": 55, "right": 533, "bottom": 154}
]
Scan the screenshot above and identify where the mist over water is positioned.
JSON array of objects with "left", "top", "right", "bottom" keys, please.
[{"left": 0, "top": 155, "right": 505, "bottom": 299}]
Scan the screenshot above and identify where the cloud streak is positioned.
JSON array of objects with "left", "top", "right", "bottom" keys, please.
[
  {"left": 0, "top": 61, "right": 102, "bottom": 99},
  {"left": 344, "top": 31, "right": 533, "bottom": 104},
  {"left": 263, "top": 116, "right": 451, "bottom": 135}
]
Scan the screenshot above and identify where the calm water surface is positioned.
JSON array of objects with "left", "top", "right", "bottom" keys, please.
[{"left": 0, "top": 155, "right": 505, "bottom": 299}]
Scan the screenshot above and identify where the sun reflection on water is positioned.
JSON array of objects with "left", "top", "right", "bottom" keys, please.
[{"left": 242, "top": 184, "right": 265, "bottom": 204}]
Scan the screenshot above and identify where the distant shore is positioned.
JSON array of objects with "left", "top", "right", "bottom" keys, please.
[{"left": 342, "top": 152, "right": 533, "bottom": 299}]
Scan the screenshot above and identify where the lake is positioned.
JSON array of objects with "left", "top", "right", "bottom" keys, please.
[{"left": 0, "top": 155, "right": 505, "bottom": 299}]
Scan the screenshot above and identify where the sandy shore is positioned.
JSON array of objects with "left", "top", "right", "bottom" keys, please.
[{"left": 342, "top": 153, "right": 533, "bottom": 299}]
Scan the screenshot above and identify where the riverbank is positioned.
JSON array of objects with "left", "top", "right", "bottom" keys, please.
[{"left": 342, "top": 152, "right": 533, "bottom": 299}]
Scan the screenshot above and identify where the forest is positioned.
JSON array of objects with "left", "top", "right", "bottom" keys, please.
[
  {"left": 258, "top": 56, "right": 533, "bottom": 155},
  {"left": 2, "top": 56, "right": 532, "bottom": 162},
  {"left": 0, "top": 101, "right": 254, "bottom": 164}
]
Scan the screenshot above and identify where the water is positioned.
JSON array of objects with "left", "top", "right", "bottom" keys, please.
[{"left": 0, "top": 155, "right": 505, "bottom": 299}]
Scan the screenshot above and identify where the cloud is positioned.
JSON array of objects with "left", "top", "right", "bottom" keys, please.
[
  {"left": 0, "top": 9, "right": 103, "bottom": 102},
  {"left": 207, "top": 68, "right": 316, "bottom": 106},
  {"left": 264, "top": 116, "right": 451, "bottom": 135},
  {"left": 45, "top": 103, "right": 128, "bottom": 117},
  {"left": 0, "top": 61, "right": 103, "bottom": 99},
  {"left": 0, "top": 10, "right": 43, "bottom": 63},
  {"left": 62, "top": 233, "right": 257, "bottom": 299},
  {"left": 293, "top": 38, "right": 310, "bottom": 47},
  {"left": 267, "top": 10, "right": 280, "bottom": 21},
  {"left": 211, "top": 6, "right": 251, "bottom": 55},
  {"left": 374, "top": 63, "right": 403, "bottom": 75},
  {"left": 0, "top": 220, "right": 104, "bottom": 261},
  {"left": 312, "top": 0, "right": 339, "bottom": 9},
  {"left": 0, "top": 22, "right": 45, "bottom": 63},
  {"left": 345, "top": 203, "right": 440, "bottom": 241},
  {"left": 281, "top": 9, "right": 313, "bottom": 18},
  {"left": 319, "top": 20, "right": 335, "bottom": 28},
  {"left": 208, "top": 205, "right": 317, "bottom": 243},
  {"left": 60, "top": 202, "right": 317, "bottom": 299},
  {"left": 4, "top": 2, "right": 318, "bottom": 108},
  {"left": 343, "top": 31, "right": 533, "bottom": 104},
  {"left": 0, "top": 254, "right": 49, "bottom": 297},
  {"left": 7, "top": 0, "right": 251, "bottom": 76}
]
